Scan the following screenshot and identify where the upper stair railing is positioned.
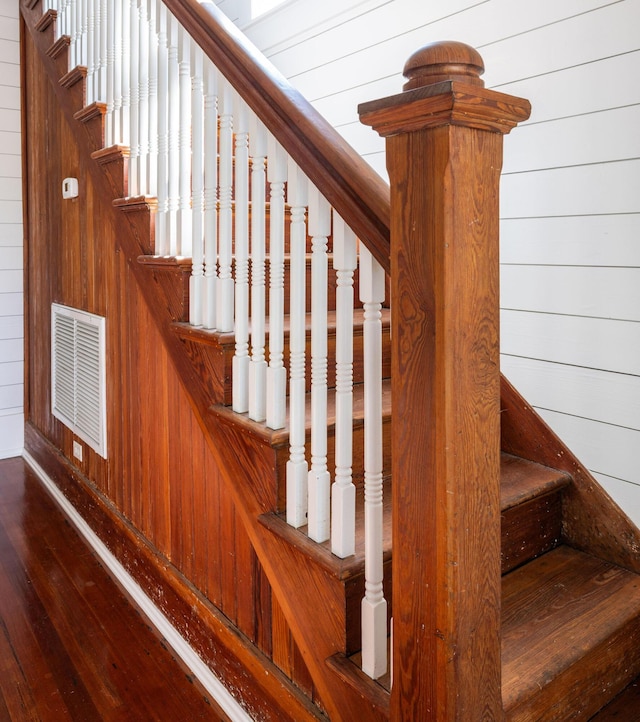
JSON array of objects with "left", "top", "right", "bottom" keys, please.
[{"left": 45, "top": 0, "right": 391, "bottom": 679}]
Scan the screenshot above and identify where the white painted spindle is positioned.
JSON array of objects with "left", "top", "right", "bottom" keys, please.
[
  {"left": 166, "top": 13, "right": 180, "bottom": 251},
  {"left": 136, "top": 0, "right": 150, "bottom": 196},
  {"left": 86, "top": 0, "right": 95, "bottom": 103},
  {"left": 146, "top": 0, "right": 158, "bottom": 197},
  {"left": 232, "top": 98, "right": 250, "bottom": 411},
  {"left": 189, "top": 43, "right": 205, "bottom": 327},
  {"left": 177, "top": 27, "right": 192, "bottom": 255},
  {"left": 216, "top": 76, "right": 235, "bottom": 332},
  {"left": 202, "top": 62, "right": 218, "bottom": 330},
  {"left": 266, "top": 136, "right": 287, "bottom": 430},
  {"left": 105, "top": 0, "right": 115, "bottom": 145},
  {"left": 331, "top": 213, "right": 357, "bottom": 558},
  {"left": 360, "top": 246, "right": 387, "bottom": 679},
  {"left": 307, "top": 184, "right": 331, "bottom": 544},
  {"left": 248, "top": 116, "right": 268, "bottom": 421},
  {"left": 285, "top": 161, "right": 309, "bottom": 528},
  {"left": 128, "top": 0, "right": 140, "bottom": 195},
  {"left": 111, "top": 0, "right": 123, "bottom": 144},
  {"left": 97, "top": 0, "right": 107, "bottom": 101},
  {"left": 154, "top": 0, "right": 169, "bottom": 251}
]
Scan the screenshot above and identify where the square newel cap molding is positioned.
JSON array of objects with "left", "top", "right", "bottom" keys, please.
[{"left": 359, "top": 40, "right": 531, "bottom": 137}]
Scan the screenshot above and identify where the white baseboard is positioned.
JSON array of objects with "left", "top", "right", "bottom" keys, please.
[{"left": 23, "top": 450, "right": 252, "bottom": 722}]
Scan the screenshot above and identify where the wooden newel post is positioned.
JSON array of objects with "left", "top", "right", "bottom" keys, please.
[{"left": 359, "top": 42, "right": 530, "bottom": 720}]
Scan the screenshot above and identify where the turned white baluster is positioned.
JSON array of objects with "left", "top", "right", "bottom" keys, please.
[
  {"left": 128, "top": 0, "right": 140, "bottom": 195},
  {"left": 307, "top": 185, "right": 331, "bottom": 544},
  {"left": 232, "top": 98, "right": 250, "bottom": 411},
  {"left": 360, "top": 245, "right": 387, "bottom": 680},
  {"left": 286, "top": 161, "right": 309, "bottom": 528},
  {"left": 105, "top": 0, "right": 114, "bottom": 145},
  {"left": 216, "top": 75, "right": 234, "bottom": 332},
  {"left": 86, "top": 0, "right": 95, "bottom": 103},
  {"left": 266, "top": 136, "right": 287, "bottom": 430},
  {"left": 111, "top": 0, "right": 123, "bottom": 144},
  {"left": 189, "top": 43, "right": 205, "bottom": 327},
  {"left": 202, "top": 62, "right": 218, "bottom": 330},
  {"left": 146, "top": 0, "right": 158, "bottom": 197},
  {"left": 331, "top": 213, "right": 357, "bottom": 558},
  {"left": 154, "top": 0, "right": 168, "bottom": 252},
  {"left": 136, "top": 0, "right": 149, "bottom": 196},
  {"left": 177, "top": 27, "right": 192, "bottom": 255},
  {"left": 97, "top": 0, "right": 107, "bottom": 101},
  {"left": 248, "top": 116, "right": 268, "bottom": 421},
  {"left": 69, "top": 0, "right": 77, "bottom": 67},
  {"left": 166, "top": 13, "right": 180, "bottom": 251}
]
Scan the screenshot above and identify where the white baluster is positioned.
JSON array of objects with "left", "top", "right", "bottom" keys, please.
[
  {"left": 266, "top": 136, "right": 287, "bottom": 430},
  {"left": 177, "top": 28, "right": 192, "bottom": 255},
  {"left": 307, "top": 185, "right": 331, "bottom": 544},
  {"left": 331, "top": 213, "right": 357, "bottom": 558},
  {"left": 154, "top": 0, "right": 168, "bottom": 251},
  {"left": 137, "top": 0, "right": 149, "bottom": 196},
  {"left": 128, "top": 0, "right": 140, "bottom": 195},
  {"left": 79, "top": 0, "right": 87, "bottom": 70},
  {"left": 70, "top": 0, "right": 78, "bottom": 68},
  {"left": 105, "top": 0, "right": 115, "bottom": 146},
  {"left": 86, "top": 0, "right": 95, "bottom": 103},
  {"left": 232, "top": 98, "right": 250, "bottom": 411},
  {"left": 146, "top": 0, "right": 158, "bottom": 197},
  {"left": 202, "top": 62, "right": 218, "bottom": 330},
  {"left": 111, "top": 0, "right": 123, "bottom": 144},
  {"left": 248, "top": 116, "right": 267, "bottom": 421},
  {"left": 166, "top": 13, "right": 180, "bottom": 251},
  {"left": 360, "top": 246, "right": 387, "bottom": 680},
  {"left": 97, "top": 0, "right": 107, "bottom": 101},
  {"left": 286, "top": 161, "right": 309, "bottom": 528},
  {"left": 216, "top": 75, "right": 234, "bottom": 332},
  {"left": 189, "top": 43, "right": 204, "bottom": 327},
  {"left": 120, "top": 0, "right": 130, "bottom": 147}
]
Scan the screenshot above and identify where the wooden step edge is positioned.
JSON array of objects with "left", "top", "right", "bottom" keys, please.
[
  {"left": 588, "top": 674, "right": 640, "bottom": 720},
  {"left": 60, "top": 64, "right": 87, "bottom": 89},
  {"left": 46, "top": 34, "right": 70, "bottom": 61},
  {"left": 113, "top": 195, "right": 158, "bottom": 213},
  {"left": 172, "top": 321, "right": 234, "bottom": 348},
  {"left": 74, "top": 101, "right": 107, "bottom": 124},
  {"left": 326, "top": 653, "right": 390, "bottom": 719},
  {"left": 502, "top": 545, "right": 640, "bottom": 719},
  {"left": 91, "top": 144, "right": 131, "bottom": 164},
  {"left": 34, "top": 8, "right": 56, "bottom": 32},
  {"left": 500, "top": 452, "right": 571, "bottom": 512},
  {"left": 211, "top": 378, "right": 392, "bottom": 448}
]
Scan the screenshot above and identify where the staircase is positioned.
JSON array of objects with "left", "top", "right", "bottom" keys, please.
[{"left": 20, "top": 0, "right": 640, "bottom": 720}]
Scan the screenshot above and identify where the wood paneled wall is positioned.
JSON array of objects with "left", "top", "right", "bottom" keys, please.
[
  {"left": 235, "top": 0, "right": 640, "bottom": 527},
  {"left": 21, "top": 27, "right": 315, "bottom": 707},
  {"left": 0, "top": 0, "right": 23, "bottom": 458}
]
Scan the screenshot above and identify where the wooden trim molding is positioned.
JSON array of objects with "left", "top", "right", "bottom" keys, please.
[{"left": 23, "top": 423, "right": 324, "bottom": 722}]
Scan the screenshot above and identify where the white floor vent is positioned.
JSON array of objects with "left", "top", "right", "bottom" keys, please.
[{"left": 51, "top": 303, "right": 107, "bottom": 458}]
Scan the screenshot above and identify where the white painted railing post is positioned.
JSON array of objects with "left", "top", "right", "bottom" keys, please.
[
  {"left": 154, "top": 0, "right": 168, "bottom": 252},
  {"left": 216, "top": 75, "right": 235, "bottom": 332},
  {"left": 202, "top": 62, "right": 218, "bottom": 330},
  {"left": 331, "top": 213, "right": 357, "bottom": 559},
  {"left": 232, "top": 97, "right": 250, "bottom": 411},
  {"left": 307, "top": 184, "right": 331, "bottom": 544},
  {"left": 166, "top": 12, "right": 180, "bottom": 251},
  {"left": 111, "top": 0, "right": 123, "bottom": 144},
  {"left": 105, "top": 0, "right": 115, "bottom": 146},
  {"left": 189, "top": 42, "right": 204, "bottom": 327},
  {"left": 285, "top": 161, "right": 309, "bottom": 528},
  {"left": 248, "top": 116, "right": 268, "bottom": 421},
  {"left": 136, "top": 0, "right": 150, "bottom": 196},
  {"left": 146, "top": 0, "right": 158, "bottom": 197},
  {"left": 266, "top": 135, "right": 287, "bottom": 430},
  {"left": 360, "top": 245, "right": 387, "bottom": 679},
  {"left": 177, "top": 27, "right": 192, "bottom": 255}
]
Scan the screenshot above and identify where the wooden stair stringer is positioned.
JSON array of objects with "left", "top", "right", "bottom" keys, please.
[
  {"left": 21, "top": 7, "right": 390, "bottom": 719},
  {"left": 500, "top": 375, "right": 640, "bottom": 574}
]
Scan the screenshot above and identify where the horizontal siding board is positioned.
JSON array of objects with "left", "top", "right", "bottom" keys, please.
[
  {"left": 501, "top": 310, "right": 640, "bottom": 376},
  {"left": 0, "top": 61, "right": 19, "bottom": 87},
  {"left": 0, "top": 246, "right": 22, "bottom": 269},
  {"left": 537, "top": 407, "right": 640, "bottom": 487},
  {"left": 0, "top": 0, "right": 19, "bottom": 18},
  {"left": 501, "top": 266, "right": 640, "bottom": 322},
  {"left": 0, "top": 199, "right": 23, "bottom": 223},
  {"left": 500, "top": 160, "right": 640, "bottom": 218},
  {"left": 0, "top": 84, "right": 20, "bottom": 110},
  {"left": 0, "top": 294, "right": 22, "bottom": 316},
  {"left": 0, "top": 269, "right": 22, "bottom": 293},
  {"left": 593, "top": 473, "right": 640, "bottom": 529},
  {"left": 0, "top": 315, "right": 23, "bottom": 340},
  {"left": 0, "top": 338, "right": 23, "bottom": 364},
  {"left": 501, "top": 355, "right": 640, "bottom": 431},
  {"left": 0, "top": 153, "right": 21, "bottom": 177},
  {"left": 0, "top": 37, "right": 17, "bottom": 64},
  {"left": 0, "top": 382, "right": 22, "bottom": 408},
  {"left": 0, "top": 360, "right": 22, "bottom": 386},
  {"left": 0, "top": 410, "right": 23, "bottom": 459},
  {"left": 502, "top": 105, "right": 640, "bottom": 174},
  {"left": 0, "top": 17, "right": 18, "bottom": 42},
  {"left": 0, "top": 177, "right": 22, "bottom": 201},
  {"left": 0, "top": 107, "right": 20, "bottom": 133},
  {"left": 0, "top": 131, "right": 21, "bottom": 155},
  {"left": 500, "top": 215, "right": 640, "bottom": 267},
  {"left": 0, "top": 223, "right": 23, "bottom": 245}
]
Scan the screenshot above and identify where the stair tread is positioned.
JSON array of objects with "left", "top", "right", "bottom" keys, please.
[
  {"left": 502, "top": 545, "right": 640, "bottom": 716},
  {"left": 500, "top": 452, "right": 571, "bottom": 511}
]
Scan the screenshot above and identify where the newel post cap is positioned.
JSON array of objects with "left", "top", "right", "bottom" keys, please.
[{"left": 403, "top": 40, "right": 484, "bottom": 90}]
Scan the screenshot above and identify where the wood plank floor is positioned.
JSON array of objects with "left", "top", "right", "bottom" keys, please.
[{"left": 0, "top": 456, "right": 230, "bottom": 721}]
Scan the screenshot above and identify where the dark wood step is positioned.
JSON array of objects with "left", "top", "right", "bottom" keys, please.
[
  {"left": 502, "top": 545, "right": 640, "bottom": 721},
  {"left": 500, "top": 453, "right": 571, "bottom": 574},
  {"left": 588, "top": 674, "right": 640, "bottom": 721}
]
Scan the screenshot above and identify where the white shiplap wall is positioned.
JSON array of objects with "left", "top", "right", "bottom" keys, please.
[
  {"left": 0, "top": 0, "right": 23, "bottom": 459},
  {"left": 226, "top": 0, "right": 640, "bottom": 526}
]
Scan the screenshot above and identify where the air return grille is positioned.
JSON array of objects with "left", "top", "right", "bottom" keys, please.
[{"left": 51, "top": 303, "right": 107, "bottom": 458}]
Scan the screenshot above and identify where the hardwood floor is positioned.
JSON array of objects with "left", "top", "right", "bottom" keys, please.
[{"left": 0, "top": 456, "right": 229, "bottom": 721}]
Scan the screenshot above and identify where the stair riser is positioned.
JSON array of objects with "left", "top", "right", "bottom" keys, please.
[{"left": 501, "top": 490, "right": 564, "bottom": 574}]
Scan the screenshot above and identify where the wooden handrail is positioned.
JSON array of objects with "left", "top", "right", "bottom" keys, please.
[{"left": 161, "top": 0, "right": 391, "bottom": 274}]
